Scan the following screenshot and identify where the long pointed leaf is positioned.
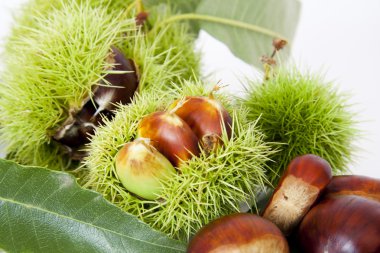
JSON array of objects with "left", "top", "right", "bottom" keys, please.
[
  {"left": 196, "top": 0, "right": 300, "bottom": 67},
  {"left": 0, "top": 159, "right": 185, "bottom": 253}
]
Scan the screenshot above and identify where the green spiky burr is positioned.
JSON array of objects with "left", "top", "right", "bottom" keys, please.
[
  {"left": 243, "top": 69, "right": 358, "bottom": 184},
  {"left": 83, "top": 81, "right": 275, "bottom": 241},
  {"left": 0, "top": 1, "right": 199, "bottom": 170}
]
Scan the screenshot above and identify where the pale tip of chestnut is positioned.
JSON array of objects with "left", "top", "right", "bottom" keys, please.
[
  {"left": 262, "top": 154, "right": 332, "bottom": 235},
  {"left": 115, "top": 139, "right": 176, "bottom": 200}
]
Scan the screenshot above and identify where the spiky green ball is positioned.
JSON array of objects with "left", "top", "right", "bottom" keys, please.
[
  {"left": 83, "top": 81, "right": 274, "bottom": 241},
  {"left": 243, "top": 69, "right": 357, "bottom": 184},
  {"left": 12, "top": 0, "right": 200, "bottom": 85},
  {"left": 0, "top": 1, "right": 199, "bottom": 170}
]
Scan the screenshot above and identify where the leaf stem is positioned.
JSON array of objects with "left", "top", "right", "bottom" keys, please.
[{"left": 150, "top": 13, "right": 287, "bottom": 40}]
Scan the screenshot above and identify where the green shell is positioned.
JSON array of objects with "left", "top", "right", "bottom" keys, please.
[
  {"left": 243, "top": 69, "right": 357, "bottom": 184},
  {"left": 0, "top": 1, "right": 199, "bottom": 170},
  {"left": 83, "top": 81, "right": 274, "bottom": 241}
]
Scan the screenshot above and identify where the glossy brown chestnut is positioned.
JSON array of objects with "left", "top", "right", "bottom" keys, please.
[
  {"left": 93, "top": 46, "right": 139, "bottom": 115},
  {"left": 298, "top": 195, "right": 380, "bottom": 253},
  {"left": 262, "top": 154, "right": 332, "bottom": 235},
  {"left": 137, "top": 111, "right": 200, "bottom": 167},
  {"left": 187, "top": 213, "right": 289, "bottom": 253},
  {"left": 53, "top": 47, "right": 139, "bottom": 160},
  {"left": 52, "top": 103, "right": 97, "bottom": 160},
  {"left": 171, "top": 96, "right": 232, "bottom": 153},
  {"left": 324, "top": 175, "right": 380, "bottom": 202}
]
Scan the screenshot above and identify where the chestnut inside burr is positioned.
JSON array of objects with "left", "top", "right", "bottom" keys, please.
[{"left": 53, "top": 47, "right": 139, "bottom": 160}]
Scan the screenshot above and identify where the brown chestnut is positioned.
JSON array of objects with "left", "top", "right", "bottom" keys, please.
[
  {"left": 170, "top": 95, "right": 232, "bottom": 153},
  {"left": 298, "top": 195, "right": 380, "bottom": 253},
  {"left": 137, "top": 111, "right": 200, "bottom": 167},
  {"left": 187, "top": 213, "right": 289, "bottom": 253},
  {"left": 262, "top": 154, "right": 332, "bottom": 235},
  {"left": 53, "top": 47, "right": 139, "bottom": 160},
  {"left": 324, "top": 175, "right": 380, "bottom": 202},
  {"left": 92, "top": 46, "right": 139, "bottom": 116}
]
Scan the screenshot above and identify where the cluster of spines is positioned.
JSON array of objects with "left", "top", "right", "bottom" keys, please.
[
  {"left": 0, "top": 1, "right": 199, "bottom": 170},
  {"left": 243, "top": 69, "right": 357, "bottom": 184},
  {"left": 84, "top": 81, "right": 274, "bottom": 241}
]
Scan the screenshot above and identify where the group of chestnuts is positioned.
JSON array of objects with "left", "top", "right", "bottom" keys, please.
[
  {"left": 115, "top": 91, "right": 232, "bottom": 200},
  {"left": 188, "top": 154, "right": 380, "bottom": 253}
]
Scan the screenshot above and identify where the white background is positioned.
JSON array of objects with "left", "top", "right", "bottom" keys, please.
[{"left": 1, "top": 0, "right": 379, "bottom": 179}]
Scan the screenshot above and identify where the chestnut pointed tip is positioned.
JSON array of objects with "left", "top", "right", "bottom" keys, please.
[
  {"left": 136, "top": 11, "right": 149, "bottom": 26},
  {"left": 201, "top": 134, "right": 221, "bottom": 154}
]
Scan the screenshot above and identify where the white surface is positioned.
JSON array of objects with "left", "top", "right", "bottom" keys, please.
[{"left": 1, "top": 0, "right": 379, "bottom": 178}]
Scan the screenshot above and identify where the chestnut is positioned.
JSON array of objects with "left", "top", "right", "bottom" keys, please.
[
  {"left": 115, "top": 139, "right": 176, "bottom": 200},
  {"left": 53, "top": 47, "right": 139, "bottom": 160},
  {"left": 92, "top": 46, "right": 139, "bottom": 116},
  {"left": 137, "top": 111, "right": 200, "bottom": 167},
  {"left": 52, "top": 103, "right": 97, "bottom": 160},
  {"left": 324, "top": 175, "right": 380, "bottom": 202},
  {"left": 187, "top": 213, "right": 289, "bottom": 253},
  {"left": 298, "top": 195, "right": 380, "bottom": 253},
  {"left": 170, "top": 95, "right": 232, "bottom": 153},
  {"left": 262, "top": 154, "right": 332, "bottom": 235}
]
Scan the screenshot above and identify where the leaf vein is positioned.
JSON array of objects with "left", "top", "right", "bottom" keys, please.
[{"left": 0, "top": 196, "right": 184, "bottom": 251}]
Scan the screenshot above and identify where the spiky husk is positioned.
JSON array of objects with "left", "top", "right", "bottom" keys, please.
[
  {"left": 243, "top": 69, "right": 357, "bottom": 184},
  {"left": 11, "top": 0, "right": 200, "bottom": 86},
  {"left": 0, "top": 1, "right": 199, "bottom": 170},
  {"left": 83, "top": 81, "right": 274, "bottom": 241}
]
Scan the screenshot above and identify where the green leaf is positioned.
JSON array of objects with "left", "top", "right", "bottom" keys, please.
[
  {"left": 0, "top": 159, "right": 186, "bottom": 253},
  {"left": 149, "top": 0, "right": 300, "bottom": 68},
  {"left": 195, "top": 0, "right": 301, "bottom": 67}
]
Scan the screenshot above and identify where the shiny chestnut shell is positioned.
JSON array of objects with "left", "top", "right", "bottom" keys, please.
[
  {"left": 262, "top": 154, "right": 332, "bottom": 235},
  {"left": 188, "top": 213, "right": 289, "bottom": 253},
  {"left": 138, "top": 111, "right": 200, "bottom": 167},
  {"left": 53, "top": 47, "right": 139, "bottom": 160},
  {"left": 324, "top": 175, "right": 380, "bottom": 202},
  {"left": 298, "top": 195, "right": 380, "bottom": 253},
  {"left": 172, "top": 96, "right": 232, "bottom": 152},
  {"left": 93, "top": 46, "right": 139, "bottom": 114}
]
